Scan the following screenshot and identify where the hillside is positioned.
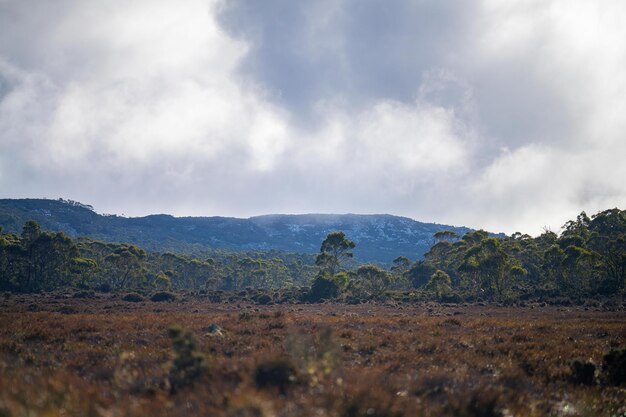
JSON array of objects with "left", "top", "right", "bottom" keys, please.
[{"left": 0, "top": 199, "right": 471, "bottom": 262}]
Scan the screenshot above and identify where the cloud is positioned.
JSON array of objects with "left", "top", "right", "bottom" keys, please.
[
  {"left": 455, "top": 0, "right": 626, "bottom": 232},
  {"left": 1, "top": 0, "right": 625, "bottom": 234},
  {"left": 217, "top": 0, "right": 478, "bottom": 119}
]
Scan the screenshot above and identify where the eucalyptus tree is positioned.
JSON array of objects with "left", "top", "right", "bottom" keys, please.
[
  {"left": 104, "top": 244, "right": 147, "bottom": 289},
  {"left": 315, "top": 231, "right": 356, "bottom": 275},
  {"left": 424, "top": 270, "right": 453, "bottom": 299},
  {"left": 350, "top": 264, "right": 392, "bottom": 298}
]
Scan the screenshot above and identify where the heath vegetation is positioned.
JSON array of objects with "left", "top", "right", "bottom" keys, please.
[{"left": 0, "top": 296, "right": 624, "bottom": 416}]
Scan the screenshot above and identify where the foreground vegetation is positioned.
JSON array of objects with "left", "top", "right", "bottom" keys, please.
[{"left": 0, "top": 295, "right": 624, "bottom": 417}]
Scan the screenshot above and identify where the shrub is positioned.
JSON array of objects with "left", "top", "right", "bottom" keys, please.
[
  {"left": 207, "top": 291, "right": 223, "bottom": 302},
  {"left": 440, "top": 292, "right": 463, "bottom": 303},
  {"left": 342, "top": 391, "right": 403, "bottom": 417},
  {"left": 72, "top": 290, "right": 95, "bottom": 299},
  {"left": 227, "top": 396, "right": 272, "bottom": 417},
  {"left": 205, "top": 323, "right": 224, "bottom": 338},
  {"left": 254, "top": 359, "right": 296, "bottom": 395},
  {"left": 448, "top": 389, "right": 502, "bottom": 417},
  {"left": 167, "top": 326, "right": 207, "bottom": 393},
  {"left": 151, "top": 292, "right": 176, "bottom": 302},
  {"left": 255, "top": 294, "right": 272, "bottom": 305},
  {"left": 307, "top": 276, "right": 339, "bottom": 302},
  {"left": 441, "top": 318, "right": 462, "bottom": 327},
  {"left": 569, "top": 359, "right": 596, "bottom": 385},
  {"left": 97, "top": 283, "right": 112, "bottom": 293},
  {"left": 58, "top": 305, "right": 79, "bottom": 314},
  {"left": 122, "top": 293, "right": 143, "bottom": 302},
  {"left": 602, "top": 347, "right": 626, "bottom": 386},
  {"left": 206, "top": 323, "right": 221, "bottom": 333}
]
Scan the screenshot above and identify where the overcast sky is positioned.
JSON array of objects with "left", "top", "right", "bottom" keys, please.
[{"left": 1, "top": 0, "right": 625, "bottom": 234}]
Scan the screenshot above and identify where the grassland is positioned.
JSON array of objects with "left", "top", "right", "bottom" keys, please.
[{"left": 1, "top": 293, "right": 625, "bottom": 417}]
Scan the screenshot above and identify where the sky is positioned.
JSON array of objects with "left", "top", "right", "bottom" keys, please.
[{"left": 1, "top": 0, "right": 625, "bottom": 235}]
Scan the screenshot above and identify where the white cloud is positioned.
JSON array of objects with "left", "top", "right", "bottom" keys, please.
[
  {"left": 454, "top": 0, "right": 626, "bottom": 233},
  {"left": 1, "top": 0, "right": 625, "bottom": 234}
]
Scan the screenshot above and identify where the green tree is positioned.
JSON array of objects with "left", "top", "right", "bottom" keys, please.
[
  {"left": 71, "top": 257, "right": 98, "bottom": 287},
  {"left": 21, "top": 220, "right": 41, "bottom": 247},
  {"left": 20, "top": 220, "right": 41, "bottom": 290},
  {"left": 561, "top": 245, "right": 599, "bottom": 296},
  {"left": 390, "top": 256, "right": 411, "bottom": 289},
  {"left": 154, "top": 271, "right": 172, "bottom": 289},
  {"left": 0, "top": 227, "right": 20, "bottom": 291},
  {"left": 587, "top": 209, "right": 626, "bottom": 293},
  {"left": 38, "top": 233, "right": 82, "bottom": 290},
  {"left": 459, "top": 238, "right": 509, "bottom": 298},
  {"left": 350, "top": 264, "right": 392, "bottom": 298},
  {"left": 542, "top": 244, "right": 565, "bottom": 292},
  {"left": 424, "top": 270, "right": 452, "bottom": 299},
  {"left": 433, "top": 230, "right": 460, "bottom": 242},
  {"left": 405, "top": 260, "right": 437, "bottom": 289},
  {"left": 104, "top": 244, "right": 147, "bottom": 289},
  {"left": 315, "top": 232, "right": 356, "bottom": 275}
]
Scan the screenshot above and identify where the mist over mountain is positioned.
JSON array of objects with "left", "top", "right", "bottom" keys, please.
[{"left": 0, "top": 199, "right": 471, "bottom": 263}]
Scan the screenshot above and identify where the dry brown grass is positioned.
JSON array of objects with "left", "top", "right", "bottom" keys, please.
[{"left": 0, "top": 293, "right": 625, "bottom": 417}]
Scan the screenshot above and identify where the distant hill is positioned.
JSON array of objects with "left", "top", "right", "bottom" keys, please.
[{"left": 0, "top": 199, "right": 472, "bottom": 263}]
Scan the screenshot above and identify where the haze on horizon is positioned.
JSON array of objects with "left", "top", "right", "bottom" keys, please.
[{"left": 1, "top": 0, "right": 625, "bottom": 235}]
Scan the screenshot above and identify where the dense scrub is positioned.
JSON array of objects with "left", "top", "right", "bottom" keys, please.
[
  {"left": 0, "top": 296, "right": 624, "bottom": 417},
  {"left": 407, "top": 209, "right": 626, "bottom": 301}
]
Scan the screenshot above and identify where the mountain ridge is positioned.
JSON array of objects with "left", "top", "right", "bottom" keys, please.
[{"left": 0, "top": 198, "right": 472, "bottom": 262}]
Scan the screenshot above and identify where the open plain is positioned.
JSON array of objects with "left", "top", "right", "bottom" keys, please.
[{"left": 1, "top": 294, "right": 625, "bottom": 417}]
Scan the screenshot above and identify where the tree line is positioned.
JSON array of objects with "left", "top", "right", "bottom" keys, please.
[
  {"left": 303, "top": 208, "right": 625, "bottom": 302},
  {"left": 0, "top": 221, "right": 316, "bottom": 293},
  {"left": 1, "top": 208, "right": 624, "bottom": 301}
]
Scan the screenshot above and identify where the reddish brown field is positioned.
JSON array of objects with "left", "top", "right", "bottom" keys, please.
[{"left": 1, "top": 294, "right": 625, "bottom": 417}]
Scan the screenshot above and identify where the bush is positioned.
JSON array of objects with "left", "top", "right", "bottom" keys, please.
[
  {"left": 97, "top": 283, "right": 112, "bottom": 293},
  {"left": 151, "top": 291, "right": 176, "bottom": 302},
  {"left": 207, "top": 291, "right": 223, "bottom": 302},
  {"left": 448, "top": 389, "right": 502, "bottom": 417},
  {"left": 342, "top": 391, "right": 403, "bottom": 417},
  {"left": 255, "top": 294, "right": 272, "bottom": 305},
  {"left": 58, "top": 305, "right": 79, "bottom": 314},
  {"left": 569, "top": 359, "right": 596, "bottom": 385},
  {"left": 167, "top": 326, "right": 207, "bottom": 393},
  {"left": 122, "top": 293, "right": 144, "bottom": 302},
  {"left": 205, "top": 323, "right": 224, "bottom": 338},
  {"left": 254, "top": 359, "right": 296, "bottom": 395},
  {"left": 226, "top": 397, "right": 271, "bottom": 417},
  {"left": 307, "top": 276, "right": 339, "bottom": 303},
  {"left": 72, "top": 290, "right": 95, "bottom": 299},
  {"left": 602, "top": 347, "right": 626, "bottom": 386},
  {"left": 441, "top": 318, "right": 462, "bottom": 327},
  {"left": 440, "top": 292, "right": 463, "bottom": 303}
]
